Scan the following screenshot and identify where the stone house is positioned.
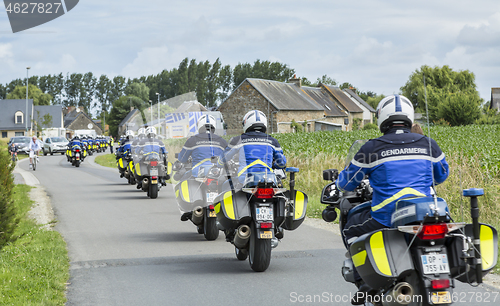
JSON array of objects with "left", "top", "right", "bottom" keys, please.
[
  {"left": 64, "top": 106, "right": 102, "bottom": 137},
  {"left": 218, "top": 77, "right": 365, "bottom": 134},
  {"left": 343, "top": 88, "right": 376, "bottom": 124}
]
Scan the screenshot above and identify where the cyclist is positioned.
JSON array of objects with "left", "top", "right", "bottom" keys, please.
[
  {"left": 28, "top": 135, "right": 42, "bottom": 169},
  {"left": 9, "top": 142, "right": 18, "bottom": 162}
]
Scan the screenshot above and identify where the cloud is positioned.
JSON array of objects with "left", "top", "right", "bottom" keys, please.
[{"left": 121, "top": 45, "right": 171, "bottom": 77}]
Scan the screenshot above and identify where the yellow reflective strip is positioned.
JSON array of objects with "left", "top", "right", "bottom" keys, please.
[
  {"left": 294, "top": 191, "right": 305, "bottom": 219},
  {"left": 223, "top": 191, "right": 235, "bottom": 219},
  {"left": 136, "top": 164, "right": 141, "bottom": 176},
  {"left": 237, "top": 159, "right": 273, "bottom": 177},
  {"left": 167, "top": 162, "right": 172, "bottom": 175},
  {"left": 193, "top": 158, "right": 211, "bottom": 169},
  {"left": 372, "top": 188, "right": 425, "bottom": 212},
  {"left": 175, "top": 189, "right": 179, "bottom": 198},
  {"left": 214, "top": 203, "right": 221, "bottom": 214},
  {"left": 370, "top": 231, "right": 392, "bottom": 276},
  {"left": 181, "top": 180, "right": 190, "bottom": 202},
  {"left": 480, "top": 225, "right": 495, "bottom": 270},
  {"left": 352, "top": 250, "right": 367, "bottom": 267},
  {"left": 119, "top": 158, "right": 124, "bottom": 168}
]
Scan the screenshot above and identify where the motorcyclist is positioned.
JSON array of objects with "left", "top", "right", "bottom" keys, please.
[
  {"left": 335, "top": 94, "right": 449, "bottom": 304},
  {"left": 217, "top": 110, "right": 286, "bottom": 192},
  {"left": 68, "top": 135, "right": 84, "bottom": 161},
  {"left": 136, "top": 127, "right": 168, "bottom": 185},
  {"left": 28, "top": 135, "right": 41, "bottom": 169},
  {"left": 176, "top": 114, "right": 228, "bottom": 181},
  {"left": 116, "top": 130, "right": 134, "bottom": 158}
]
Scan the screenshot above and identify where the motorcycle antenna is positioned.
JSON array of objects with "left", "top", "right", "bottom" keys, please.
[{"left": 423, "top": 74, "right": 439, "bottom": 216}]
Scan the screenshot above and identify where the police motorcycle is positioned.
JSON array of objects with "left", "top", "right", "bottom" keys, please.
[
  {"left": 173, "top": 155, "right": 223, "bottom": 241},
  {"left": 67, "top": 140, "right": 84, "bottom": 167},
  {"left": 81, "top": 136, "right": 92, "bottom": 156},
  {"left": 132, "top": 128, "right": 171, "bottom": 199},
  {"left": 212, "top": 165, "right": 308, "bottom": 272},
  {"left": 321, "top": 140, "right": 498, "bottom": 306}
]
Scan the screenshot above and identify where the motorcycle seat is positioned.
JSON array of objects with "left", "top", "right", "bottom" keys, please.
[{"left": 347, "top": 201, "right": 371, "bottom": 220}]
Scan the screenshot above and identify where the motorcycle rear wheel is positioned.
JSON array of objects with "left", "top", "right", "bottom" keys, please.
[
  {"left": 248, "top": 223, "right": 271, "bottom": 272},
  {"left": 75, "top": 160, "right": 80, "bottom": 167},
  {"left": 149, "top": 183, "right": 158, "bottom": 199},
  {"left": 203, "top": 214, "right": 219, "bottom": 241}
]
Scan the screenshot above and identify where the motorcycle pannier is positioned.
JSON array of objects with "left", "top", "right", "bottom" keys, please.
[
  {"left": 281, "top": 190, "right": 308, "bottom": 231},
  {"left": 350, "top": 229, "right": 414, "bottom": 290}
]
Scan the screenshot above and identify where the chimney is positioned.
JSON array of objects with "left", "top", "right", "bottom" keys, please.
[{"left": 288, "top": 74, "right": 301, "bottom": 88}]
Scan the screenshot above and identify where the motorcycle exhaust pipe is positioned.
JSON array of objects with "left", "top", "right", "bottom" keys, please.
[
  {"left": 233, "top": 225, "right": 251, "bottom": 249},
  {"left": 142, "top": 178, "right": 149, "bottom": 191},
  {"left": 382, "top": 282, "right": 414, "bottom": 306},
  {"left": 191, "top": 206, "right": 204, "bottom": 225}
]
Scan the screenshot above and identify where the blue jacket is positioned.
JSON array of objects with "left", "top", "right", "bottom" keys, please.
[
  {"left": 117, "top": 138, "right": 132, "bottom": 155},
  {"left": 135, "top": 137, "right": 167, "bottom": 161},
  {"left": 179, "top": 132, "right": 228, "bottom": 177},
  {"left": 218, "top": 131, "right": 286, "bottom": 183},
  {"left": 336, "top": 127, "right": 449, "bottom": 227},
  {"left": 69, "top": 139, "right": 82, "bottom": 150}
]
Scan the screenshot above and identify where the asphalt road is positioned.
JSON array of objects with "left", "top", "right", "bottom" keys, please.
[{"left": 22, "top": 152, "right": 500, "bottom": 306}]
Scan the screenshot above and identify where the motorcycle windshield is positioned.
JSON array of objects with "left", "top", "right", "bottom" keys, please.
[
  {"left": 242, "top": 171, "right": 277, "bottom": 188},
  {"left": 345, "top": 139, "right": 369, "bottom": 168}
]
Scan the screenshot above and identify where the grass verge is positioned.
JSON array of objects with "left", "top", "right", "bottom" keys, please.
[
  {"left": 94, "top": 154, "right": 117, "bottom": 168},
  {"left": 0, "top": 184, "right": 69, "bottom": 305}
]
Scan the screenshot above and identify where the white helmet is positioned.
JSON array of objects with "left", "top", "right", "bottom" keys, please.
[
  {"left": 145, "top": 126, "right": 157, "bottom": 137},
  {"left": 125, "top": 130, "right": 135, "bottom": 139},
  {"left": 242, "top": 110, "right": 267, "bottom": 133},
  {"left": 197, "top": 114, "right": 216, "bottom": 133},
  {"left": 137, "top": 127, "right": 146, "bottom": 137},
  {"left": 376, "top": 94, "right": 414, "bottom": 133}
]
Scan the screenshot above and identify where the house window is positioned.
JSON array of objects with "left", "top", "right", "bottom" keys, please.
[
  {"left": 15, "top": 132, "right": 24, "bottom": 136},
  {"left": 1, "top": 132, "right": 7, "bottom": 138},
  {"left": 15, "top": 111, "right": 24, "bottom": 124}
]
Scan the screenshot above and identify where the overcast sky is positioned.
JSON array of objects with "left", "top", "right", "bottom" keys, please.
[{"left": 1, "top": 0, "right": 499, "bottom": 103}]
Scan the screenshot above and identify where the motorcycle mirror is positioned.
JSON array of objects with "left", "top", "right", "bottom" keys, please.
[
  {"left": 323, "top": 169, "right": 338, "bottom": 181},
  {"left": 211, "top": 156, "right": 218, "bottom": 164}
]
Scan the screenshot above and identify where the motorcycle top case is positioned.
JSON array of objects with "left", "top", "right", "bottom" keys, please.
[
  {"left": 350, "top": 229, "right": 414, "bottom": 290},
  {"left": 134, "top": 161, "right": 166, "bottom": 177},
  {"left": 214, "top": 190, "right": 252, "bottom": 230},
  {"left": 281, "top": 190, "right": 308, "bottom": 231},
  {"left": 447, "top": 223, "right": 498, "bottom": 283},
  {"left": 391, "top": 196, "right": 450, "bottom": 227},
  {"left": 174, "top": 179, "right": 205, "bottom": 213}
]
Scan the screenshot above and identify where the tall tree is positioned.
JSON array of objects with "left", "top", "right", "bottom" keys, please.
[
  {"left": 108, "top": 95, "right": 147, "bottom": 137},
  {"left": 7, "top": 84, "right": 52, "bottom": 105},
  {"left": 109, "top": 76, "right": 126, "bottom": 103},
  {"left": 206, "top": 58, "right": 221, "bottom": 108},
  {"left": 177, "top": 58, "right": 189, "bottom": 95},
  {"left": 400, "top": 65, "right": 482, "bottom": 124},
  {"left": 196, "top": 60, "right": 210, "bottom": 106},
  {"left": 218, "top": 64, "right": 232, "bottom": 103},
  {"left": 95, "top": 75, "right": 113, "bottom": 114},
  {"left": 124, "top": 82, "right": 150, "bottom": 102},
  {"left": 65, "top": 73, "right": 85, "bottom": 109},
  {"left": 187, "top": 58, "right": 198, "bottom": 92}
]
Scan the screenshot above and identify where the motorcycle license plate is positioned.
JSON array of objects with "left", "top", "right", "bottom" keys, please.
[
  {"left": 150, "top": 168, "right": 158, "bottom": 176},
  {"left": 256, "top": 207, "right": 273, "bottom": 221},
  {"left": 209, "top": 210, "right": 216, "bottom": 217},
  {"left": 151, "top": 180, "right": 158, "bottom": 184},
  {"left": 259, "top": 230, "right": 272, "bottom": 239},
  {"left": 206, "top": 192, "right": 217, "bottom": 203},
  {"left": 421, "top": 254, "right": 450, "bottom": 274},
  {"left": 76, "top": 153, "right": 80, "bottom": 157},
  {"left": 430, "top": 291, "right": 451, "bottom": 304}
]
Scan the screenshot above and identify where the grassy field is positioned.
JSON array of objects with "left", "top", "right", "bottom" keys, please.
[
  {"left": 0, "top": 185, "right": 69, "bottom": 305},
  {"left": 94, "top": 153, "right": 117, "bottom": 168}
]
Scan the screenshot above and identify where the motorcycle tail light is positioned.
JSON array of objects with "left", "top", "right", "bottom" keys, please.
[
  {"left": 152, "top": 176, "right": 158, "bottom": 179},
  {"left": 209, "top": 204, "right": 214, "bottom": 210},
  {"left": 431, "top": 279, "right": 450, "bottom": 289},
  {"left": 150, "top": 161, "right": 158, "bottom": 166},
  {"left": 75, "top": 149, "right": 80, "bottom": 152},
  {"left": 205, "top": 178, "right": 214, "bottom": 185},
  {"left": 260, "top": 222, "right": 273, "bottom": 229},
  {"left": 418, "top": 223, "right": 448, "bottom": 240},
  {"left": 255, "top": 188, "right": 274, "bottom": 199}
]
